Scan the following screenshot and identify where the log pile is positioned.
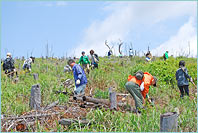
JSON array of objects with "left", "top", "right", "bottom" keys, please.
[
  {"left": 1, "top": 103, "right": 87, "bottom": 132},
  {"left": 1, "top": 84, "right": 134, "bottom": 132}
]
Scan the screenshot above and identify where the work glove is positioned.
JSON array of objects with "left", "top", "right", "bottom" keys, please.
[
  {"left": 76, "top": 79, "right": 80, "bottom": 85},
  {"left": 140, "top": 82, "right": 144, "bottom": 91},
  {"left": 13, "top": 69, "right": 16, "bottom": 72},
  {"left": 190, "top": 77, "right": 193, "bottom": 82}
]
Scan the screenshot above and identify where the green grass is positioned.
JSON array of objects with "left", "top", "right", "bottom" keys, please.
[{"left": 1, "top": 56, "right": 197, "bottom": 132}]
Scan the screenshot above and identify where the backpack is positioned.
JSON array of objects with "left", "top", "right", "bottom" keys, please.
[
  {"left": 94, "top": 54, "right": 99, "bottom": 63},
  {"left": 135, "top": 71, "right": 144, "bottom": 80},
  {"left": 3, "top": 58, "right": 13, "bottom": 71}
]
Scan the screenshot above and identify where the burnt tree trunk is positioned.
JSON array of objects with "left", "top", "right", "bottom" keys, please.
[
  {"left": 160, "top": 112, "right": 178, "bottom": 132},
  {"left": 30, "top": 84, "right": 41, "bottom": 110},
  {"left": 33, "top": 73, "right": 39, "bottom": 80},
  {"left": 109, "top": 92, "right": 117, "bottom": 110}
]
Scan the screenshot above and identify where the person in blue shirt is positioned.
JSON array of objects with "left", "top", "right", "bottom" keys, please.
[
  {"left": 68, "top": 59, "right": 87, "bottom": 95},
  {"left": 176, "top": 60, "right": 193, "bottom": 98}
]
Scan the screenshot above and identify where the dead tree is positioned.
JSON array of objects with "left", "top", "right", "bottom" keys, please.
[
  {"left": 118, "top": 39, "right": 123, "bottom": 56},
  {"left": 105, "top": 40, "right": 114, "bottom": 55},
  {"left": 46, "top": 41, "right": 49, "bottom": 59}
]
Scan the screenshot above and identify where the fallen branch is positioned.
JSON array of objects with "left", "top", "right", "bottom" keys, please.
[
  {"left": 2, "top": 112, "right": 60, "bottom": 120},
  {"left": 58, "top": 118, "right": 91, "bottom": 126},
  {"left": 44, "top": 100, "right": 59, "bottom": 110}
]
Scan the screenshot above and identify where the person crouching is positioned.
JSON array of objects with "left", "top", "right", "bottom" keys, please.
[{"left": 125, "top": 71, "right": 157, "bottom": 113}]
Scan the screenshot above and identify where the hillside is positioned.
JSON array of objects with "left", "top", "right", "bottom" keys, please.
[{"left": 1, "top": 56, "right": 197, "bottom": 132}]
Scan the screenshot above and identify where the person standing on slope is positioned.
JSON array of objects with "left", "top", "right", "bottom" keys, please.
[
  {"left": 89, "top": 50, "right": 99, "bottom": 69},
  {"left": 176, "top": 60, "right": 193, "bottom": 98},
  {"left": 78, "top": 51, "right": 90, "bottom": 74},
  {"left": 3, "top": 53, "right": 16, "bottom": 78},
  {"left": 164, "top": 51, "right": 169, "bottom": 61}
]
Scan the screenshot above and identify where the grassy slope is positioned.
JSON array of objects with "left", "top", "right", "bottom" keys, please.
[{"left": 1, "top": 56, "right": 197, "bottom": 132}]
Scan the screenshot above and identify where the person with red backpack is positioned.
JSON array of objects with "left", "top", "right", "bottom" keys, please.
[{"left": 125, "top": 71, "right": 157, "bottom": 113}]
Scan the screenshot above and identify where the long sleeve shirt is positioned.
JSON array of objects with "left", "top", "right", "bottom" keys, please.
[{"left": 72, "top": 64, "right": 87, "bottom": 87}]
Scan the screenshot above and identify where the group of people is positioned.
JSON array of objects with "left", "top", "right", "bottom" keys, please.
[
  {"left": 2, "top": 52, "right": 35, "bottom": 78},
  {"left": 67, "top": 49, "right": 99, "bottom": 95},
  {"left": 145, "top": 51, "right": 169, "bottom": 62},
  {"left": 78, "top": 50, "right": 99, "bottom": 74},
  {"left": 2, "top": 50, "right": 194, "bottom": 114},
  {"left": 68, "top": 51, "right": 194, "bottom": 114},
  {"left": 125, "top": 59, "right": 193, "bottom": 113}
]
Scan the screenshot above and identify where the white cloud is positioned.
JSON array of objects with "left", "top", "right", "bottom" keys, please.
[
  {"left": 151, "top": 17, "right": 197, "bottom": 57},
  {"left": 45, "top": 3, "right": 53, "bottom": 7},
  {"left": 70, "top": 1, "right": 197, "bottom": 57},
  {"left": 56, "top": 1, "right": 67, "bottom": 6},
  {"left": 41, "top": 1, "right": 67, "bottom": 7}
]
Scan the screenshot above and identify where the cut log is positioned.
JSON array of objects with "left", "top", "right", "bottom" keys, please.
[
  {"left": 29, "top": 84, "right": 41, "bottom": 110},
  {"left": 33, "top": 73, "right": 39, "bottom": 80},
  {"left": 109, "top": 92, "right": 117, "bottom": 110},
  {"left": 160, "top": 112, "right": 178, "bottom": 132},
  {"left": 82, "top": 96, "right": 109, "bottom": 106}
]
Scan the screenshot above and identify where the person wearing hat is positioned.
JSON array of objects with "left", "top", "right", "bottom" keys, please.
[
  {"left": 125, "top": 72, "right": 157, "bottom": 113},
  {"left": 68, "top": 59, "right": 87, "bottom": 95},
  {"left": 3, "top": 53, "right": 16, "bottom": 78},
  {"left": 78, "top": 51, "right": 90, "bottom": 74},
  {"left": 176, "top": 60, "right": 193, "bottom": 98}
]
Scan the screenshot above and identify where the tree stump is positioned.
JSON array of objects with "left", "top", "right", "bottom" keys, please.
[
  {"left": 160, "top": 112, "right": 178, "bottom": 132},
  {"left": 33, "top": 73, "right": 39, "bottom": 80},
  {"left": 109, "top": 92, "right": 117, "bottom": 110},
  {"left": 30, "top": 84, "right": 41, "bottom": 110}
]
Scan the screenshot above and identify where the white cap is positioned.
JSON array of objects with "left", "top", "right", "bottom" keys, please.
[{"left": 7, "top": 53, "right": 11, "bottom": 57}]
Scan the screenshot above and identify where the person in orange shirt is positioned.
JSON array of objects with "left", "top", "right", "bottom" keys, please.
[{"left": 125, "top": 72, "right": 157, "bottom": 113}]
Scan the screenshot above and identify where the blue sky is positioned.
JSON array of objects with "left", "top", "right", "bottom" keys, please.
[{"left": 1, "top": 1, "right": 197, "bottom": 58}]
